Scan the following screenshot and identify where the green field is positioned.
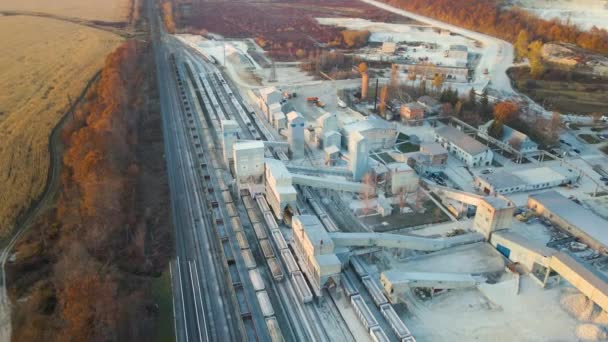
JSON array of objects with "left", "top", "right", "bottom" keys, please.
[{"left": 152, "top": 269, "right": 175, "bottom": 342}]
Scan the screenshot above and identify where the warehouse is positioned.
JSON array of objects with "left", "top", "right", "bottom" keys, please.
[
  {"left": 475, "top": 166, "right": 578, "bottom": 195},
  {"left": 435, "top": 126, "right": 493, "bottom": 167},
  {"left": 528, "top": 191, "right": 608, "bottom": 252},
  {"left": 342, "top": 116, "right": 398, "bottom": 151}
]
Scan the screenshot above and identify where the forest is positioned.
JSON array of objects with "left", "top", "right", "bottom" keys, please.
[
  {"left": 384, "top": 0, "right": 608, "bottom": 54},
  {"left": 7, "top": 38, "right": 172, "bottom": 341}
]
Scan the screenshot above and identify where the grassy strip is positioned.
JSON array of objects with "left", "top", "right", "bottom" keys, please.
[{"left": 152, "top": 268, "right": 175, "bottom": 342}]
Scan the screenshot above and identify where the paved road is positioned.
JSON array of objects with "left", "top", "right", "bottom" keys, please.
[{"left": 147, "top": 0, "right": 242, "bottom": 340}]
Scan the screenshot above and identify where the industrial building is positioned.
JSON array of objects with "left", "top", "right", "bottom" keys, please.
[
  {"left": 475, "top": 166, "right": 578, "bottom": 195},
  {"left": 348, "top": 131, "right": 370, "bottom": 181},
  {"left": 408, "top": 143, "right": 449, "bottom": 175},
  {"left": 479, "top": 120, "right": 539, "bottom": 153},
  {"left": 233, "top": 140, "right": 265, "bottom": 183},
  {"left": 292, "top": 215, "right": 342, "bottom": 295},
  {"left": 221, "top": 120, "right": 239, "bottom": 165},
  {"left": 472, "top": 196, "right": 515, "bottom": 239},
  {"left": 528, "top": 191, "right": 608, "bottom": 252},
  {"left": 434, "top": 126, "right": 493, "bottom": 167},
  {"left": 286, "top": 111, "right": 305, "bottom": 159},
  {"left": 264, "top": 159, "right": 298, "bottom": 220},
  {"left": 258, "top": 87, "right": 283, "bottom": 118},
  {"left": 400, "top": 102, "right": 425, "bottom": 122},
  {"left": 386, "top": 162, "right": 418, "bottom": 195},
  {"left": 342, "top": 117, "right": 398, "bottom": 151}
]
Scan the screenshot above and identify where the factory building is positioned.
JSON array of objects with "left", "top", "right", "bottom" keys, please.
[
  {"left": 348, "top": 131, "right": 370, "bottom": 182},
  {"left": 258, "top": 87, "right": 282, "bottom": 118},
  {"left": 233, "top": 140, "right": 265, "bottom": 183},
  {"left": 408, "top": 143, "right": 449, "bottom": 175},
  {"left": 286, "top": 111, "right": 305, "bottom": 159},
  {"left": 475, "top": 166, "right": 578, "bottom": 195},
  {"left": 342, "top": 117, "right": 398, "bottom": 151},
  {"left": 528, "top": 191, "right": 608, "bottom": 253},
  {"left": 479, "top": 120, "right": 539, "bottom": 153},
  {"left": 323, "top": 131, "right": 341, "bottom": 150},
  {"left": 317, "top": 112, "right": 338, "bottom": 133},
  {"left": 292, "top": 215, "right": 342, "bottom": 295},
  {"left": 386, "top": 163, "right": 418, "bottom": 195},
  {"left": 472, "top": 197, "right": 515, "bottom": 239},
  {"left": 264, "top": 159, "right": 297, "bottom": 220},
  {"left": 435, "top": 126, "right": 493, "bottom": 167},
  {"left": 400, "top": 102, "right": 425, "bottom": 122},
  {"left": 221, "top": 120, "right": 239, "bottom": 165}
]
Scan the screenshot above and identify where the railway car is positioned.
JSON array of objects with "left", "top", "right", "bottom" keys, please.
[
  {"left": 341, "top": 273, "right": 359, "bottom": 298},
  {"left": 351, "top": 295, "right": 378, "bottom": 330},
  {"left": 362, "top": 276, "right": 388, "bottom": 307}
]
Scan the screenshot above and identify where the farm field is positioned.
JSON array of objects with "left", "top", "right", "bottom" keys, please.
[
  {"left": 0, "top": 15, "right": 122, "bottom": 236},
  {"left": 176, "top": 0, "right": 417, "bottom": 59},
  {"left": 0, "top": 0, "right": 129, "bottom": 22}
]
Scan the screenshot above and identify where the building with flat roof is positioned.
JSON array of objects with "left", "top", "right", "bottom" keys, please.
[
  {"left": 476, "top": 166, "right": 578, "bottom": 195},
  {"left": 408, "top": 143, "right": 449, "bottom": 175},
  {"left": 342, "top": 116, "right": 397, "bottom": 151},
  {"left": 292, "top": 215, "right": 342, "bottom": 295},
  {"left": 473, "top": 197, "right": 516, "bottom": 239},
  {"left": 387, "top": 162, "right": 418, "bottom": 195},
  {"left": 265, "top": 159, "right": 297, "bottom": 219},
  {"left": 221, "top": 120, "right": 239, "bottom": 165},
  {"left": 233, "top": 140, "right": 265, "bottom": 183},
  {"left": 400, "top": 102, "right": 425, "bottom": 122},
  {"left": 287, "top": 111, "right": 305, "bottom": 159},
  {"left": 349, "top": 131, "right": 370, "bottom": 181},
  {"left": 435, "top": 126, "right": 493, "bottom": 167},
  {"left": 528, "top": 191, "right": 608, "bottom": 252},
  {"left": 479, "top": 120, "right": 539, "bottom": 153}
]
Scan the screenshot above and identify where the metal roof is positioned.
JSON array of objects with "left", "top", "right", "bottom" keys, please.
[
  {"left": 529, "top": 190, "right": 608, "bottom": 248},
  {"left": 435, "top": 126, "right": 489, "bottom": 155}
]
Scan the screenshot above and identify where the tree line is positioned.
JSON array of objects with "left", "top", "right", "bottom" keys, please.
[{"left": 8, "top": 40, "right": 172, "bottom": 342}]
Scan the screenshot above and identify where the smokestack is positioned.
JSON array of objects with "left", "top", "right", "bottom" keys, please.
[{"left": 361, "top": 72, "right": 369, "bottom": 99}]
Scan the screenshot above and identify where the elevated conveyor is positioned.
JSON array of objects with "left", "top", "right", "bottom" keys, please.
[
  {"left": 329, "top": 232, "right": 484, "bottom": 251},
  {"left": 291, "top": 174, "right": 372, "bottom": 193}
]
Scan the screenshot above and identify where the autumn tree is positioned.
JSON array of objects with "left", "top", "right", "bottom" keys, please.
[
  {"left": 515, "top": 30, "right": 529, "bottom": 60},
  {"left": 432, "top": 73, "right": 444, "bottom": 92},
  {"left": 494, "top": 101, "right": 519, "bottom": 124},
  {"left": 528, "top": 40, "right": 545, "bottom": 79},
  {"left": 488, "top": 120, "right": 504, "bottom": 139},
  {"left": 161, "top": 1, "right": 176, "bottom": 33},
  {"left": 341, "top": 30, "right": 370, "bottom": 48}
]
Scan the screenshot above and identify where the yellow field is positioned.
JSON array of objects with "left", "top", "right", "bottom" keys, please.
[
  {"left": 0, "top": 15, "right": 122, "bottom": 236},
  {"left": 0, "top": 0, "right": 129, "bottom": 22}
]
